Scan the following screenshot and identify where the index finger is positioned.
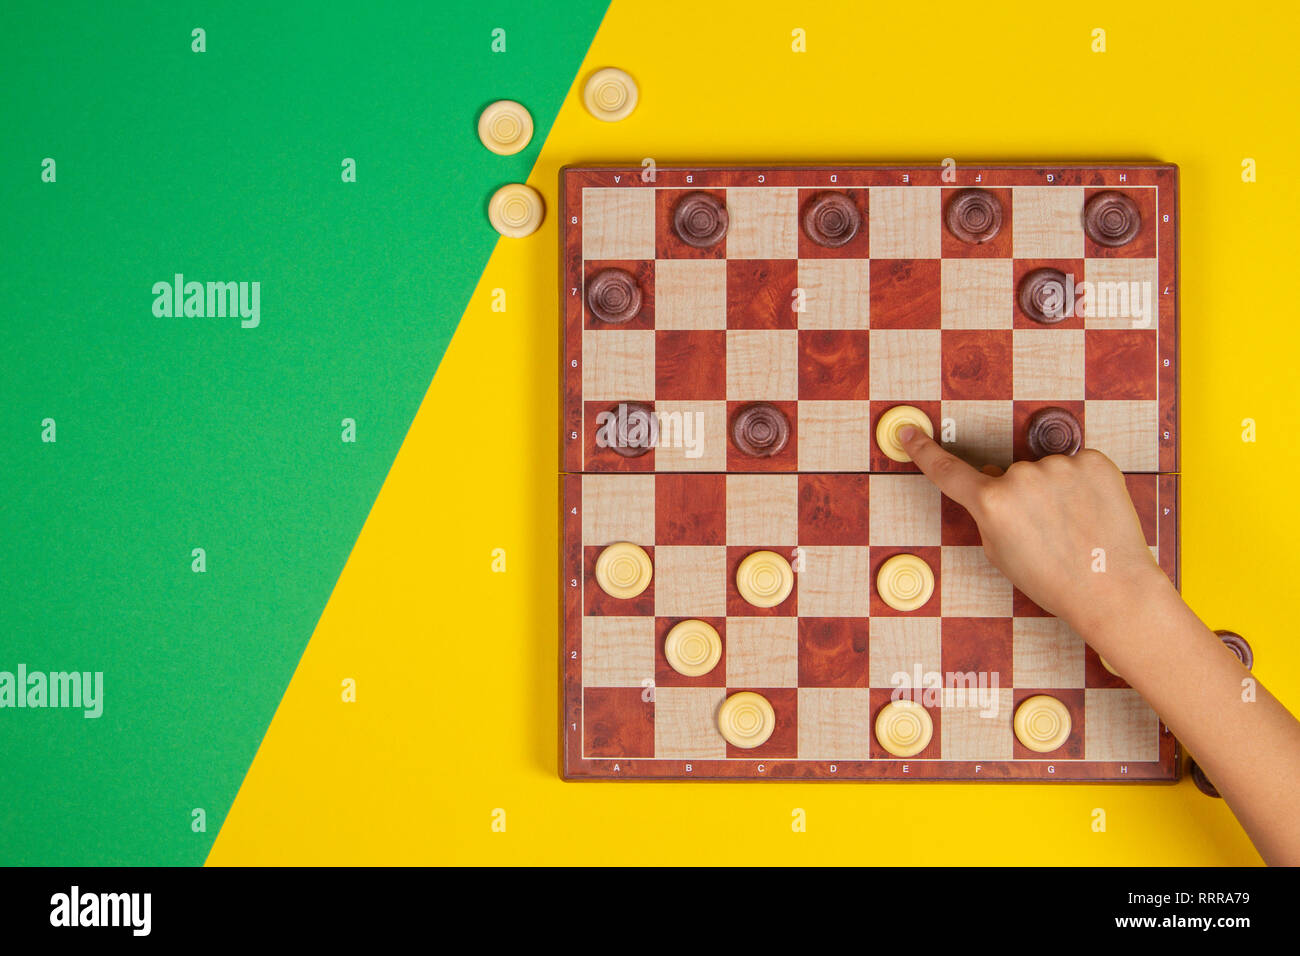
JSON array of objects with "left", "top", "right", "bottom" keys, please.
[{"left": 898, "top": 427, "right": 990, "bottom": 513}]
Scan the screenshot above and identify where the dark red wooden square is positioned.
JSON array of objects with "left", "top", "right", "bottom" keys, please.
[
  {"left": 584, "top": 400, "right": 656, "bottom": 472},
  {"left": 796, "top": 188, "right": 870, "bottom": 259},
  {"left": 870, "top": 258, "right": 941, "bottom": 329},
  {"left": 725, "top": 400, "right": 799, "bottom": 471},
  {"left": 1012, "top": 400, "right": 1085, "bottom": 462},
  {"left": 655, "top": 474, "right": 725, "bottom": 545},
  {"left": 941, "top": 494, "right": 982, "bottom": 546},
  {"left": 869, "top": 688, "right": 942, "bottom": 760},
  {"left": 1013, "top": 258, "right": 1085, "bottom": 329},
  {"left": 1012, "top": 588, "right": 1052, "bottom": 618},
  {"left": 655, "top": 616, "right": 726, "bottom": 688},
  {"left": 869, "top": 400, "right": 942, "bottom": 473},
  {"left": 656, "top": 188, "right": 727, "bottom": 259},
  {"left": 798, "top": 617, "right": 869, "bottom": 688},
  {"left": 942, "top": 617, "right": 1014, "bottom": 688},
  {"left": 798, "top": 474, "right": 870, "bottom": 545},
  {"left": 1084, "top": 187, "right": 1157, "bottom": 259},
  {"left": 1084, "top": 330, "right": 1158, "bottom": 400},
  {"left": 656, "top": 330, "right": 726, "bottom": 400},
  {"left": 941, "top": 330, "right": 1013, "bottom": 400},
  {"left": 1011, "top": 688, "right": 1085, "bottom": 760},
  {"left": 868, "top": 546, "right": 942, "bottom": 617},
  {"left": 726, "top": 545, "right": 798, "bottom": 617},
  {"left": 584, "top": 259, "right": 655, "bottom": 330},
  {"left": 798, "top": 330, "right": 869, "bottom": 400},
  {"left": 726, "top": 259, "right": 798, "bottom": 329},
  {"left": 583, "top": 687, "right": 655, "bottom": 758},
  {"left": 1084, "top": 645, "right": 1130, "bottom": 689},
  {"left": 940, "top": 187, "right": 1013, "bottom": 259},
  {"left": 1123, "top": 474, "right": 1158, "bottom": 546},
  {"left": 724, "top": 687, "right": 798, "bottom": 759},
  {"left": 584, "top": 544, "right": 655, "bottom": 617}
]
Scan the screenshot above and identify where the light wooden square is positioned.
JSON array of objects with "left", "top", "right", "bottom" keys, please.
[
  {"left": 582, "top": 474, "right": 655, "bottom": 544},
  {"left": 582, "top": 329, "right": 655, "bottom": 401},
  {"left": 940, "top": 688, "right": 1014, "bottom": 761},
  {"left": 797, "top": 259, "right": 870, "bottom": 330},
  {"left": 1012, "top": 186, "right": 1085, "bottom": 258},
  {"left": 941, "top": 546, "right": 1013, "bottom": 617},
  {"left": 1013, "top": 617, "right": 1085, "bottom": 688},
  {"left": 726, "top": 474, "right": 798, "bottom": 544},
  {"left": 654, "top": 686, "right": 726, "bottom": 759},
  {"left": 725, "top": 617, "right": 798, "bottom": 687},
  {"left": 1084, "top": 688, "right": 1159, "bottom": 761},
  {"left": 797, "top": 688, "right": 872, "bottom": 760},
  {"left": 1082, "top": 259, "right": 1160, "bottom": 330},
  {"left": 868, "top": 616, "right": 942, "bottom": 687},
  {"left": 582, "top": 188, "right": 655, "bottom": 260},
  {"left": 654, "top": 546, "right": 726, "bottom": 617},
  {"left": 654, "top": 401, "right": 727, "bottom": 471},
  {"left": 869, "top": 475, "right": 941, "bottom": 546},
  {"left": 869, "top": 329, "right": 942, "bottom": 400},
  {"left": 797, "top": 401, "right": 872, "bottom": 470},
  {"left": 941, "top": 258, "right": 1013, "bottom": 329},
  {"left": 1085, "top": 400, "right": 1159, "bottom": 471},
  {"left": 940, "top": 681, "right": 1009, "bottom": 714},
  {"left": 868, "top": 187, "right": 941, "bottom": 259},
  {"left": 797, "top": 546, "right": 872, "bottom": 617},
  {"left": 657, "top": 259, "right": 727, "bottom": 330},
  {"left": 726, "top": 187, "right": 799, "bottom": 259},
  {"left": 581, "top": 616, "right": 655, "bottom": 687},
  {"left": 726, "top": 330, "right": 798, "bottom": 400},
  {"left": 1012, "top": 329, "right": 1084, "bottom": 400},
  {"left": 940, "top": 400, "right": 1014, "bottom": 470}
]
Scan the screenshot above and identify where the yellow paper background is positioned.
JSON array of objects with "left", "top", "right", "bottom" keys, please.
[{"left": 209, "top": 1, "right": 1298, "bottom": 865}]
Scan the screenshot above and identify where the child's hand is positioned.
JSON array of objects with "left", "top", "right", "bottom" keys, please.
[
  {"left": 897, "top": 427, "right": 1172, "bottom": 640},
  {"left": 898, "top": 429, "right": 1300, "bottom": 868}
]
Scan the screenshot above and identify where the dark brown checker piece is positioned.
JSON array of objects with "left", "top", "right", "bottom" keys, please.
[
  {"left": 731, "top": 402, "right": 790, "bottom": 457},
  {"left": 1188, "top": 759, "right": 1221, "bottom": 798},
  {"left": 801, "top": 191, "right": 861, "bottom": 247},
  {"left": 1084, "top": 190, "right": 1142, "bottom": 247},
  {"left": 1026, "top": 406, "right": 1083, "bottom": 458},
  {"left": 586, "top": 267, "right": 643, "bottom": 324},
  {"left": 601, "top": 401, "right": 658, "bottom": 457},
  {"left": 944, "top": 188, "right": 1003, "bottom": 244},
  {"left": 1215, "top": 630, "right": 1253, "bottom": 670},
  {"left": 1018, "top": 267, "right": 1070, "bottom": 324},
  {"left": 672, "top": 191, "right": 729, "bottom": 247}
]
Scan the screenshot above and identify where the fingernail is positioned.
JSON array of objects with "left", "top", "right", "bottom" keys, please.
[{"left": 897, "top": 425, "right": 916, "bottom": 442}]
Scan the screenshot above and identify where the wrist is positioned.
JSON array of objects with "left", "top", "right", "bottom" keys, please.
[{"left": 1065, "top": 563, "right": 1182, "bottom": 656}]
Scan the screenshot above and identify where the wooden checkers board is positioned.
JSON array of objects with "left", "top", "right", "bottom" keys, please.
[{"left": 560, "top": 165, "right": 1180, "bottom": 782}]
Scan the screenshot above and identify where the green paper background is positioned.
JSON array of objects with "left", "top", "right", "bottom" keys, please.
[{"left": 0, "top": 0, "right": 607, "bottom": 865}]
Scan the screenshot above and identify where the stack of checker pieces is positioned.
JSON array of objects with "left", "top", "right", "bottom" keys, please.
[{"left": 561, "top": 164, "right": 1180, "bottom": 781}]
